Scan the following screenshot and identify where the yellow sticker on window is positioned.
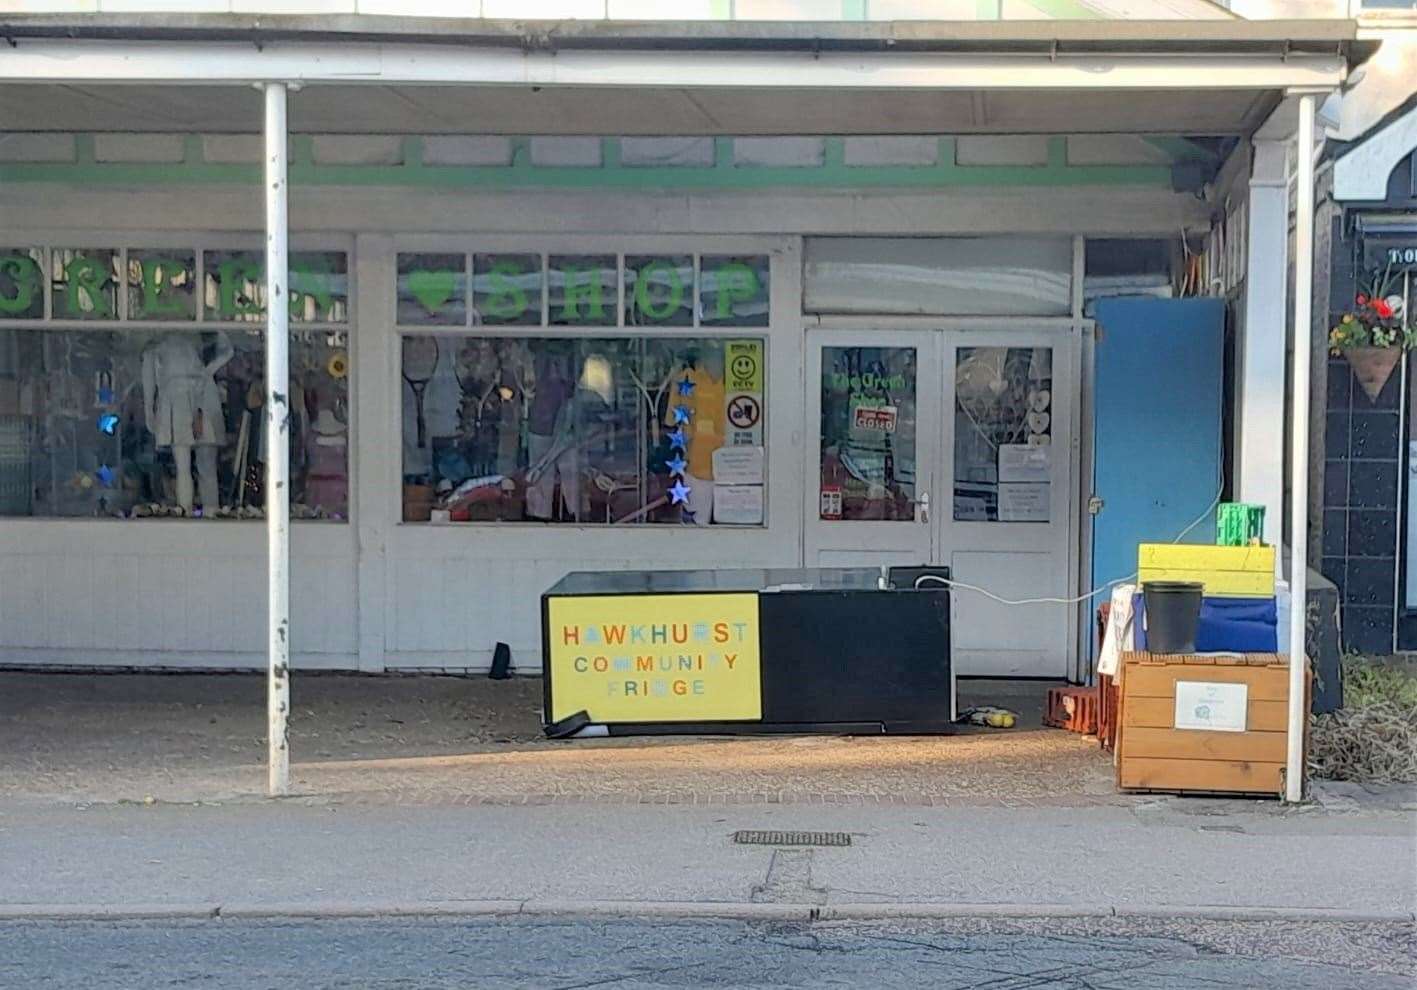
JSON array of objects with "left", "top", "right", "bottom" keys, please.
[{"left": 725, "top": 339, "right": 764, "bottom": 394}]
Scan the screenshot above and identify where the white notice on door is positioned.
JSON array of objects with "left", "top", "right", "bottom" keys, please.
[
  {"left": 998, "top": 482, "right": 1049, "bottom": 522},
  {"left": 1174, "top": 681, "right": 1249, "bottom": 733},
  {"left": 714, "top": 485, "right": 765, "bottom": 525},
  {"left": 712, "top": 446, "right": 765, "bottom": 486},
  {"left": 998, "top": 443, "right": 1050, "bottom": 483}
]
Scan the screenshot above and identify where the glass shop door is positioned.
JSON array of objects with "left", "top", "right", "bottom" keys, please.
[
  {"left": 804, "top": 330, "right": 941, "bottom": 570},
  {"left": 806, "top": 327, "right": 1077, "bottom": 678},
  {"left": 941, "top": 330, "right": 1075, "bottom": 677}
]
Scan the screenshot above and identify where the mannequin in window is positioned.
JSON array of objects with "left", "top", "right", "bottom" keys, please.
[
  {"left": 141, "top": 331, "right": 233, "bottom": 515},
  {"left": 526, "top": 346, "right": 578, "bottom": 520},
  {"left": 305, "top": 405, "right": 348, "bottom": 517}
]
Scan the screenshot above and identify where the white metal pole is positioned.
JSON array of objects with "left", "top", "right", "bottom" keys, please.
[
  {"left": 1285, "top": 93, "right": 1317, "bottom": 804},
  {"left": 264, "top": 81, "right": 291, "bottom": 798}
]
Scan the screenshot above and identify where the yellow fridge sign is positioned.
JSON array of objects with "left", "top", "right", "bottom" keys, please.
[{"left": 546, "top": 593, "right": 762, "bottom": 723}]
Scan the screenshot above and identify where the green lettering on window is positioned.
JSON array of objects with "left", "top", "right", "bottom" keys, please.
[
  {"left": 0, "top": 255, "right": 40, "bottom": 315},
  {"left": 218, "top": 255, "right": 264, "bottom": 318},
  {"left": 289, "top": 258, "right": 334, "bottom": 320},
  {"left": 713, "top": 261, "right": 759, "bottom": 321},
  {"left": 64, "top": 256, "right": 113, "bottom": 318},
  {"left": 559, "top": 265, "right": 606, "bottom": 322},
  {"left": 137, "top": 256, "right": 189, "bottom": 318},
  {"left": 634, "top": 259, "right": 684, "bottom": 323},
  {"left": 485, "top": 258, "right": 529, "bottom": 320}
]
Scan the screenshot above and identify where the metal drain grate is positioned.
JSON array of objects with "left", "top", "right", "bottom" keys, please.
[{"left": 732, "top": 830, "right": 851, "bottom": 847}]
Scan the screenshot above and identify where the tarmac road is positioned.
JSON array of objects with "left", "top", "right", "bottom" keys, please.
[{"left": 4, "top": 916, "right": 1414, "bottom": 990}]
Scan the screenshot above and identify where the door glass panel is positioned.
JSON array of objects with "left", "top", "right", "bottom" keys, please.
[
  {"left": 954, "top": 345, "right": 1052, "bottom": 522},
  {"left": 818, "top": 345, "right": 917, "bottom": 521}
]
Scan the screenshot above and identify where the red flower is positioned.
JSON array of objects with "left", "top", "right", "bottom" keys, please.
[
  {"left": 1375, "top": 299, "right": 1395, "bottom": 319},
  {"left": 1357, "top": 294, "right": 1369, "bottom": 305}
]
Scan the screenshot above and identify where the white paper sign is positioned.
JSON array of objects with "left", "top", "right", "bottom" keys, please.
[
  {"left": 1174, "top": 681, "right": 1249, "bottom": 733},
  {"left": 998, "top": 443, "right": 1050, "bottom": 483},
  {"left": 714, "top": 484, "right": 764, "bottom": 525},
  {"left": 998, "top": 482, "right": 1049, "bottom": 522},
  {"left": 712, "top": 445, "right": 765, "bottom": 486}
]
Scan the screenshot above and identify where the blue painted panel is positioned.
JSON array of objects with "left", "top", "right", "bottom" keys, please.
[{"left": 1092, "top": 297, "right": 1225, "bottom": 594}]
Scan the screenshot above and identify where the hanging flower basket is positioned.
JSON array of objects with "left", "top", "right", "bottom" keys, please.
[
  {"left": 1329, "top": 265, "right": 1415, "bottom": 401},
  {"left": 1344, "top": 345, "right": 1403, "bottom": 401}
]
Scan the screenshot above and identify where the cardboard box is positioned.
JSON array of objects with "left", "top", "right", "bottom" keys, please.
[
  {"left": 1137, "top": 544, "right": 1276, "bottom": 598},
  {"left": 1116, "top": 651, "right": 1301, "bottom": 797}
]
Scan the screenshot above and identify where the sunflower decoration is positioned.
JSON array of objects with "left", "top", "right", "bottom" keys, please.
[{"left": 326, "top": 350, "right": 349, "bottom": 380}]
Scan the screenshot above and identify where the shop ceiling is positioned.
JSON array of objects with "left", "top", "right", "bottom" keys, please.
[{"left": 0, "top": 16, "right": 1373, "bottom": 137}]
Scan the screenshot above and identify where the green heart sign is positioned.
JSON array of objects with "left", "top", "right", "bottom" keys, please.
[{"left": 408, "top": 269, "right": 457, "bottom": 315}]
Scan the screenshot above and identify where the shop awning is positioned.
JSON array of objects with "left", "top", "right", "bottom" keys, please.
[{"left": 0, "top": 16, "right": 1374, "bottom": 137}]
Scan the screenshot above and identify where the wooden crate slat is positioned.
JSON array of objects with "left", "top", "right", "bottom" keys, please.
[
  {"left": 1119, "top": 757, "right": 1284, "bottom": 795},
  {"left": 1123, "top": 697, "right": 1289, "bottom": 732},
  {"left": 1121, "top": 726, "right": 1288, "bottom": 762},
  {"left": 1123, "top": 663, "right": 1290, "bottom": 701}
]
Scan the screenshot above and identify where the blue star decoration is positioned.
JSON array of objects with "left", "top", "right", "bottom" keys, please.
[
  {"left": 672, "top": 405, "right": 692, "bottom": 425},
  {"left": 681, "top": 509, "right": 697, "bottom": 524},
  {"left": 97, "top": 413, "right": 119, "bottom": 436},
  {"left": 666, "top": 452, "right": 687, "bottom": 477},
  {"left": 667, "top": 426, "right": 687, "bottom": 449},
  {"left": 677, "top": 377, "right": 696, "bottom": 397},
  {"left": 668, "top": 479, "right": 692, "bottom": 505},
  {"left": 95, "top": 464, "right": 116, "bottom": 488}
]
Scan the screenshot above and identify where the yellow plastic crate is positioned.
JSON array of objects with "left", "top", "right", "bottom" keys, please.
[{"left": 1137, "top": 544, "right": 1276, "bottom": 598}]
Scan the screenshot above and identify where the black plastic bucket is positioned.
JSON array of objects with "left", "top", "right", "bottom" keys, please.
[{"left": 1142, "top": 581, "right": 1204, "bottom": 654}]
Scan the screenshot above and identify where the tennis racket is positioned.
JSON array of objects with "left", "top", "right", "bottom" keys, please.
[{"left": 402, "top": 336, "right": 440, "bottom": 449}]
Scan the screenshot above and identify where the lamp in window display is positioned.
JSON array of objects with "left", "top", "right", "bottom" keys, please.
[{"left": 140, "top": 331, "right": 233, "bottom": 516}]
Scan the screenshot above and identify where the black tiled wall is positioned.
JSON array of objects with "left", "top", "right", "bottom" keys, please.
[{"left": 1320, "top": 352, "right": 1402, "bottom": 654}]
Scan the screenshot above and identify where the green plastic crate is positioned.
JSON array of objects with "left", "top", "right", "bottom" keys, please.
[{"left": 1216, "top": 502, "right": 1266, "bottom": 546}]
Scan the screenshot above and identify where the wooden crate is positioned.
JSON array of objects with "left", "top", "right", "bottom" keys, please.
[
  {"left": 1136, "top": 544, "right": 1276, "bottom": 598},
  {"left": 1116, "top": 651, "right": 1299, "bottom": 797}
]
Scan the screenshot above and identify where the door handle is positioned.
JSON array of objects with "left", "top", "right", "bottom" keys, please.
[{"left": 915, "top": 491, "right": 930, "bottom": 524}]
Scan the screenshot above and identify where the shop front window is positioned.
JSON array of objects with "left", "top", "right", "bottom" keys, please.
[
  {"left": 817, "top": 345, "right": 917, "bottom": 521},
  {"left": 954, "top": 345, "right": 1052, "bottom": 522},
  {"left": 0, "top": 328, "right": 349, "bottom": 520},
  {"left": 0, "top": 246, "right": 350, "bottom": 521},
  {"left": 400, "top": 335, "right": 767, "bottom": 526}
]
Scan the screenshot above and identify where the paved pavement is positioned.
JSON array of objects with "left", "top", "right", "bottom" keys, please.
[
  {"left": 4, "top": 916, "right": 1414, "bottom": 989},
  {"left": 2, "top": 799, "right": 1413, "bottom": 919},
  {"left": 0, "top": 672, "right": 1116, "bottom": 808},
  {"left": 2, "top": 671, "right": 1413, "bottom": 934}
]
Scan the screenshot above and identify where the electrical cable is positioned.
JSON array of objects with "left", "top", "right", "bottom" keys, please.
[{"left": 911, "top": 482, "right": 1225, "bottom": 607}]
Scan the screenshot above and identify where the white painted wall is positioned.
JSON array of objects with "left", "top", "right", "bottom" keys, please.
[{"left": 0, "top": 523, "right": 358, "bottom": 667}]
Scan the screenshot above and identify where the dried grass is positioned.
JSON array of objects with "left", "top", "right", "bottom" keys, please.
[{"left": 1308, "top": 658, "right": 1417, "bottom": 785}]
